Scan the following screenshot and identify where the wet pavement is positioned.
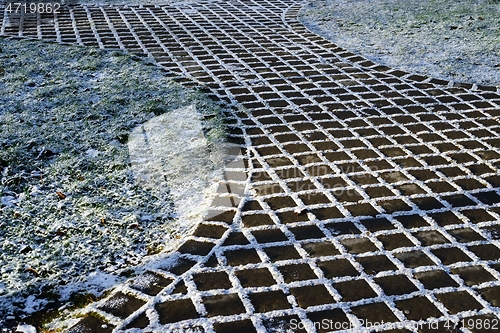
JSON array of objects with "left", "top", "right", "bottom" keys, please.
[{"left": 2, "top": 0, "right": 500, "bottom": 332}]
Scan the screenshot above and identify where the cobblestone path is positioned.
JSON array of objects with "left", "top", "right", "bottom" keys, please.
[{"left": 2, "top": 0, "right": 500, "bottom": 332}]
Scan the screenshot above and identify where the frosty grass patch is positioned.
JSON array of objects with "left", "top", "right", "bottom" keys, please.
[
  {"left": 0, "top": 37, "right": 228, "bottom": 322},
  {"left": 300, "top": 0, "right": 500, "bottom": 87}
]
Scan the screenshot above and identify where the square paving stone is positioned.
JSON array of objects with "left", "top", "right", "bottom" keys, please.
[
  {"left": 334, "top": 279, "right": 378, "bottom": 301},
  {"left": 178, "top": 240, "right": 215, "bottom": 256},
  {"left": 306, "top": 309, "right": 351, "bottom": 333},
  {"left": 203, "top": 294, "right": 246, "bottom": 317},
  {"left": 436, "top": 291, "right": 483, "bottom": 314},
  {"left": 302, "top": 241, "right": 339, "bottom": 257},
  {"left": 431, "top": 247, "right": 473, "bottom": 265},
  {"left": 299, "top": 193, "right": 332, "bottom": 205},
  {"left": 413, "top": 230, "right": 450, "bottom": 246},
  {"left": 395, "top": 183, "right": 426, "bottom": 196},
  {"left": 479, "top": 286, "right": 500, "bottom": 307},
  {"left": 414, "top": 270, "right": 459, "bottom": 290},
  {"left": 276, "top": 211, "right": 310, "bottom": 224},
  {"left": 429, "top": 212, "right": 464, "bottom": 227},
  {"left": 223, "top": 232, "right": 250, "bottom": 246},
  {"left": 350, "top": 302, "right": 399, "bottom": 324},
  {"left": 394, "top": 214, "right": 430, "bottom": 229},
  {"left": 340, "top": 238, "right": 378, "bottom": 254},
  {"left": 156, "top": 298, "right": 199, "bottom": 324},
  {"left": 331, "top": 189, "right": 364, "bottom": 202},
  {"left": 252, "top": 228, "right": 288, "bottom": 243},
  {"left": 163, "top": 257, "right": 198, "bottom": 276},
  {"left": 265, "top": 245, "right": 302, "bottom": 262},
  {"left": 410, "top": 197, "right": 444, "bottom": 210},
  {"left": 124, "top": 312, "right": 150, "bottom": 330},
  {"left": 360, "top": 217, "right": 395, "bottom": 232},
  {"left": 377, "top": 233, "right": 414, "bottom": 250},
  {"left": 193, "top": 223, "right": 228, "bottom": 239},
  {"left": 289, "top": 225, "right": 325, "bottom": 240},
  {"left": 193, "top": 271, "right": 232, "bottom": 291},
  {"left": 287, "top": 179, "right": 317, "bottom": 192},
  {"left": 262, "top": 315, "right": 307, "bottom": 333},
  {"left": 324, "top": 222, "right": 361, "bottom": 236},
  {"left": 450, "top": 266, "right": 496, "bottom": 286},
  {"left": 473, "top": 191, "right": 500, "bottom": 205},
  {"left": 242, "top": 200, "right": 264, "bottom": 212},
  {"left": 356, "top": 255, "right": 398, "bottom": 274},
  {"left": 225, "top": 249, "right": 262, "bottom": 266},
  {"left": 442, "top": 193, "right": 478, "bottom": 207},
  {"left": 394, "top": 251, "right": 436, "bottom": 268},
  {"left": 468, "top": 244, "right": 500, "bottom": 260},
  {"left": 320, "top": 176, "right": 349, "bottom": 189},
  {"left": 278, "top": 263, "right": 318, "bottom": 283},
  {"left": 374, "top": 275, "right": 418, "bottom": 296},
  {"left": 312, "top": 207, "right": 345, "bottom": 220},
  {"left": 129, "top": 272, "right": 173, "bottom": 296},
  {"left": 172, "top": 280, "right": 188, "bottom": 295},
  {"left": 290, "top": 284, "right": 335, "bottom": 308},
  {"left": 364, "top": 186, "right": 396, "bottom": 198},
  {"left": 98, "top": 292, "right": 146, "bottom": 319},
  {"left": 264, "top": 196, "right": 297, "bottom": 209},
  {"left": 462, "top": 209, "right": 496, "bottom": 223},
  {"left": 68, "top": 315, "right": 114, "bottom": 333},
  {"left": 394, "top": 297, "right": 442, "bottom": 320},
  {"left": 447, "top": 228, "right": 485, "bottom": 243},
  {"left": 241, "top": 214, "right": 275, "bottom": 227},
  {"left": 378, "top": 199, "right": 413, "bottom": 213},
  {"left": 317, "top": 259, "right": 360, "bottom": 279},
  {"left": 213, "top": 320, "right": 257, "bottom": 333},
  {"left": 249, "top": 290, "right": 291, "bottom": 313},
  {"left": 235, "top": 268, "right": 276, "bottom": 288},
  {"left": 345, "top": 203, "right": 379, "bottom": 217}
]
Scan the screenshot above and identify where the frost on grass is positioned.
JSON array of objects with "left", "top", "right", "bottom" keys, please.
[
  {"left": 300, "top": 0, "right": 500, "bottom": 86},
  {"left": 0, "top": 37, "right": 227, "bottom": 319}
]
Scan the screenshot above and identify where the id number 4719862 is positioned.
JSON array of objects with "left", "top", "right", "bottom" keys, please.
[
  {"left": 5, "top": 2, "right": 61, "bottom": 14},
  {"left": 446, "top": 318, "right": 499, "bottom": 330}
]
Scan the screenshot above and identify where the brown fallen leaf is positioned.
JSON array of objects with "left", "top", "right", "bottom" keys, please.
[
  {"left": 56, "top": 191, "right": 66, "bottom": 199},
  {"left": 128, "top": 223, "right": 140, "bottom": 229},
  {"left": 26, "top": 267, "right": 39, "bottom": 276},
  {"left": 478, "top": 16, "right": 484, "bottom": 20}
]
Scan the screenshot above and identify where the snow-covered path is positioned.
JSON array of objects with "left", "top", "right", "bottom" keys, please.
[{"left": 2, "top": 0, "right": 500, "bottom": 331}]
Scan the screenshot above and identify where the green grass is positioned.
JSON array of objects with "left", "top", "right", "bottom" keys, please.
[{"left": 0, "top": 36, "right": 227, "bottom": 322}]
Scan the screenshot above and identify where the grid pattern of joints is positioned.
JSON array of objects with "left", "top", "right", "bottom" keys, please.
[{"left": 2, "top": 0, "right": 500, "bottom": 332}]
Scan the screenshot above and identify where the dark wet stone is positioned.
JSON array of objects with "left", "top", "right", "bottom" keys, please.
[
  {"left": 334, "top": 279, "right": 377, "bottom": 301},
  {"left": 203, "top": 294, "right": 246, "bottom": 317},
  {"left": 249, "top": 290, "right": 291, "bottom": 312},
  {"left": 395, "top": 297, "right": 442, "bottom": 320},
  {"left": 236, "top": 268, "right": 276, "bottom": 288},
  {"left": 156, "top": 298, "right": 199, "bottom": 324},
  {"left": 350, "top": 302, "right": 399, "bottom": 324},
  {"left": 290, "top": 284, "right": 334, "bottom": 307},
  {"left": 435, "top": 291, "right": 483, "bottom": 314},
  {"left": 193, "top": 271, "right": 232, "bottom": 291},
  {"left": 68, "top": 315, "right": 115, "bottom": 333},
  {"left": 98, "top": 292, "right": 146, "bottom": 319}
]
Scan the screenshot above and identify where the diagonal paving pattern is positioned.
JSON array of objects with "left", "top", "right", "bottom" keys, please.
[{"left": 3, "top": 0, "right": 500, "bottom": 331}]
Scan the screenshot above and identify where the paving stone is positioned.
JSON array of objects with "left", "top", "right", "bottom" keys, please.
[{"left": 8, "top": 0, "right": 500, "bottom": 330}]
